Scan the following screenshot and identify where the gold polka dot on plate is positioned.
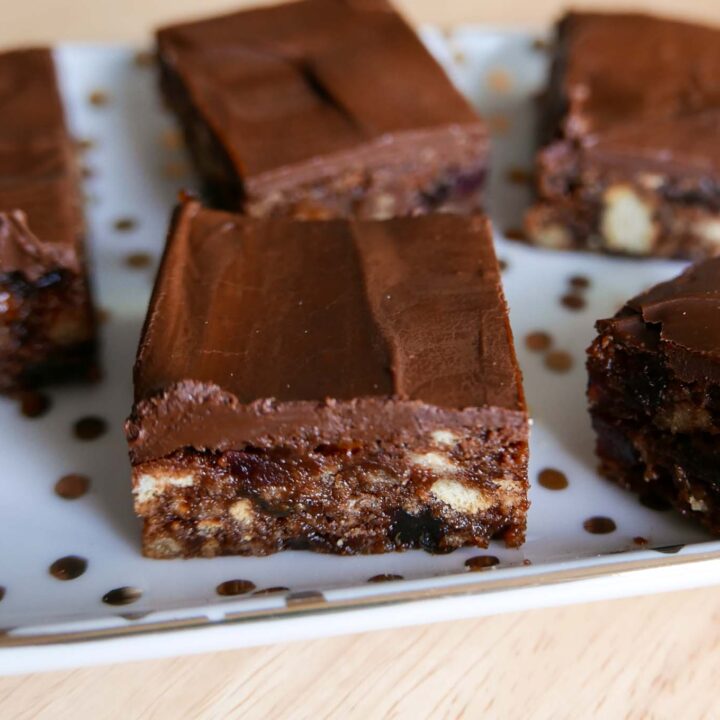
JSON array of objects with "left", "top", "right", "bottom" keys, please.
[
  {"left": 560, "top": 293, "right": 586, "bottom": 311},
  {"left": 216, "top": 579, "right": 256, "bottom": 596},
  {"left": 49, "top": 555, "right": 87, "bottom": 581},
  {"left": 88, "top": 90, "right": 109, "bottom": 107},
  {"left": 367, "top": 574, "right": 404, "bottom": 583},
  {"left": 73, "top": 416, "right": 108, "bottom": 441},
  {"left": 486, "top": 68, "right": 512, "bottom": 92},
  {"left": 544, "top": 350, "right": 573, "bottom": 373},
  {"left": 569, "top": 274, "right": 591, "bottom": 290},
  {"left": 76, "top": 137, "right": 95, "bottom": 152},
  {"left": 114, "top": 217, "right": 137, "bottom": 232},
  {"left": 465, "top": 555, "right": 500, "bottom": 571},
  {"left": 55, "top": 473, "right": 90, "bottom": 500},
  {"left": 102, "top": 587, "right": 142, "bottom": 606},
  {"left": 525, "top": 331, "right": 553, "bottom": 353},
  {"left": 583, "top": 516, "right": 617, "bottom": 535},
  {"left": 124, "top": 252, "right": 153, "bottom": 269},
  {"left": 538, "top": 468, "right": 569, "bottom": 490}
]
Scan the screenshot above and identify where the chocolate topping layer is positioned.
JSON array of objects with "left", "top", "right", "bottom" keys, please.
[
  {"left": 630, "top": 259, "right": 720, "bottom": 352},
  {"left": 156, "top": 0, "right": 484, "bottom": 191},
  {"left": 550, "top": 12, "right": 720, "bottom": 177},
  {"left": 0, "top": 48, "right": 81, "bottom": 279},
  {"left": 561, "top": 13, "right": 720, "bottom": 137},
  {"left": 601, "top": 259, "right": 720, "bottom": 383},
  {"left": 129, "top": 201, "right": 525, "bottom": 462},
  {"left": 0, "top": 211, "right": 77, "bottom": 281}
]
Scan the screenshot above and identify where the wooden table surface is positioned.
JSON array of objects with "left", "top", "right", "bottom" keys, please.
[{"left": 3, "top": 1, "right": 720, "bottom": 718}]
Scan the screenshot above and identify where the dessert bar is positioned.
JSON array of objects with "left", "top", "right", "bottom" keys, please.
[
  {"left": 126, "top": 199, "right": 528, "bottom": 558},
  {"left": 588, "top": 259, "right": 720, "bottom": 533},
  {"left": 0, "top": 48, "right": 96, "bottom": 392},
  {"left": 526, "top": 12, "right": 720, "bottom": 259},
  {"left": 156, "top": 0, "right": 488, "bottom": 219}
]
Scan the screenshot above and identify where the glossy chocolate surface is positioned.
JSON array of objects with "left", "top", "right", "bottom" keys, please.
[
  {"left": 156, "top": 0, "right": 484, "bottom": 186},
  {"left": 552, "top": 12, "right": 720, "bottom": 175},
  {"left": 129, "top": 200, "right": 526, "bottom": 462},
  {"left": 601, "top": 259, "right": 720, "bottom": 383}
]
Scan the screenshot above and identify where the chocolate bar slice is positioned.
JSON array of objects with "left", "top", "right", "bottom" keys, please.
[
  {"left": 526, "top": 12, "right": 720, "bottom": 259},
  {"left": 588, "top": 259, "right": 720, "bottom": 533},
  {"left": 126, "top": 200, "right": 528, "bottom": 558},
  {"left": 156, "top": 0, "right": 487, "bottom": 219},
  {"left": 0, "top": 48, "right": 96, "bottom": 392}
]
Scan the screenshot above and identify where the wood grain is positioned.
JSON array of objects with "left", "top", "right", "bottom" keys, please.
[
  {"left": 2, "top": 0, "right": 720, "bottom": 717},
  {"left": 3, "top": 588, "right": 720, "bottom": 719}
]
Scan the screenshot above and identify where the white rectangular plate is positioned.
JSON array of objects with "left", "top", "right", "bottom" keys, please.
[{"left": 2, "top": 29, "right": 720, "bottom": 676}]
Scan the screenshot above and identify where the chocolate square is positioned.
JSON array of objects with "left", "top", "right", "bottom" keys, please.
[
  {"left": 526, "top": 12, "right": 720, "bottom": 259},
  {"left": 126, "top": 200, "right": 528, "bottom": 557},
  {"left": 156, "top": 0, "right": 488, "bottom": 219},
  {"left": 589, "top": 258, "right": 720, "bottom": 532}
]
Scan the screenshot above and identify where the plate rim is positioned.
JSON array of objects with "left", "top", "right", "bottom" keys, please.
[{"left": 4, "top": 540, "right": 719, "bottom": 649}]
